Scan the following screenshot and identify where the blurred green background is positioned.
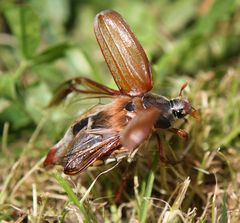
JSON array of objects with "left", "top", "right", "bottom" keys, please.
[
  {"left": 1, "top": 0, "right": 239, "bottom": 140},
  {"left": 0, "top": 0, "right": 240, "bottom": 222}
]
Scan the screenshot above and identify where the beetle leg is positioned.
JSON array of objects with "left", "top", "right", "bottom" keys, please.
[
  {"left": 114, "top": 162, "right": 135, "bottom": 203},
  {"left": 155, "top": 132, "right": 182, "bottom": 165},
  {"left": 168, "top": 128, "right": 188, "bottom": 140},
  {"left": 154, "top": 133, "right": 166, "bottom": 162}
]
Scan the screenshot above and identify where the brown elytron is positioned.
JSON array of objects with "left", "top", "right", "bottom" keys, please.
[
  {"left": 44, "top": 10, "right": 199, "bottom": 175},
  {"left": 94, "top": 11, "right": 152, "bottom": 96}
]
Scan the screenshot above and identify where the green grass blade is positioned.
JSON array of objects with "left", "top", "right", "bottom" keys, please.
[
  {"left": 219, "top": 191, "right": 228, "bottom": 223},
  {"left": 54, "top": 172, "right": 96, "bottom": 223},
  {"left": 138, "top": 155, "right": 158, "bottom": 223}
]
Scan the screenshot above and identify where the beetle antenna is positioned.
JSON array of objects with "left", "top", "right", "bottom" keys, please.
[
  {"left": 179, "top": 82, "right": 188, "bottom": 97},
  {"left": 190, "top": 106, "right": 200, "bottom": 120}
]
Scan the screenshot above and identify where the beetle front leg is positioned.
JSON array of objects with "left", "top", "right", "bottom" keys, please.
[{"left": 168, "top": 128, "right": 188, "bottom": 140}]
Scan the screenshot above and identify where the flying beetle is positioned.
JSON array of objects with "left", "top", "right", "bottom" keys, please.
[{"left": 44, "top": 10, "right": 199, "bottom": 175}]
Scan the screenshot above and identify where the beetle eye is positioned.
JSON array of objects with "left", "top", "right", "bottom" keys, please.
[
  {"left": 176, "top": 109, "right": 185, "bottom": 118},
  {"left": 125, "top": 101, "right": 135, "bottom": 112}
]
